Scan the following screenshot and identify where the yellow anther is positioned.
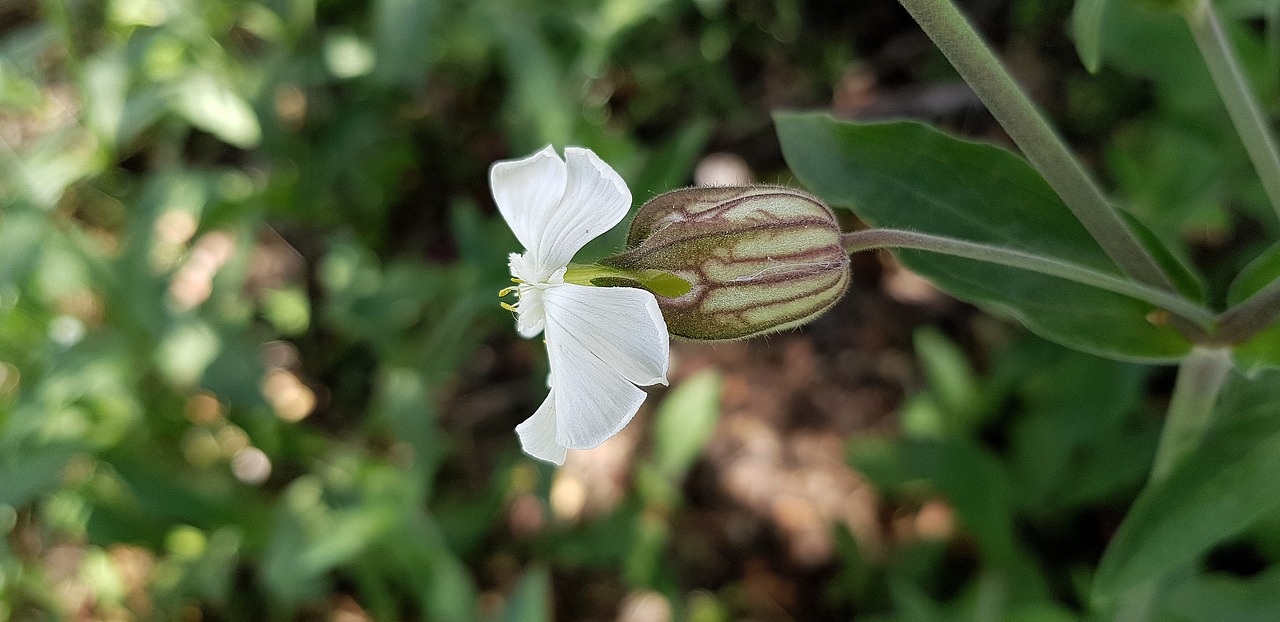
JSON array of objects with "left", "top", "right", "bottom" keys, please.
[{"left": 499, "top": 278, "right": 525, "bottom": 312}]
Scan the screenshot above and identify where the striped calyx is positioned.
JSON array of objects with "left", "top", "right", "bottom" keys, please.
[{"left": 600, "top": 185, "right": 850, "bottom": 341}]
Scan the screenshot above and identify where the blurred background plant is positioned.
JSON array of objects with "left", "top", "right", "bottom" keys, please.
[{"left": 1, "top": 0, "right": 1278, "bottom": 620}]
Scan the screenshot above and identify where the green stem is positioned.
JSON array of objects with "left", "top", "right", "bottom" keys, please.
[
  {"left": 840, "top": 228, "right": 1217, "bottom": 330},
  {"left": 895, "top": 0, "right": 1176, "bottom": 291},
  {"left": 1185, "top": 0, "right": 1280, "bottom": 223},
  {"left": 1111, "top": 346, "right": 1233, "bottom": 621},
  {"left": 1150, "top": 346, "right": 1234, "bottom": 483},
  {"left": 1216, "top": 276, "right": 1280, "bottom": 344}
]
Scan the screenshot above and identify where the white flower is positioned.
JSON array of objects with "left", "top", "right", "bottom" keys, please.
[{"left": 491, "top": 145, "right": 670, "bottom": 465}]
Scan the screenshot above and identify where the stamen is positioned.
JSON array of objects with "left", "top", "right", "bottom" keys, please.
[{"left": 499, "top": 279, "right": 523, "bottom": 312}]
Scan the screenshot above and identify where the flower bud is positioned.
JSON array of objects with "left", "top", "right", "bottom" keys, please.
[{"left": 600, "top": 185, "right": 850, "bottom": 341}]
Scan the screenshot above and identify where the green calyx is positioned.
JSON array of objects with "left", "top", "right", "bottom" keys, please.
[
  {"left": 563, "top": 263, "right": 692, "bottom": 298},
  {"left": 601, "top": 185, "right": 851, "bottom": 341}
]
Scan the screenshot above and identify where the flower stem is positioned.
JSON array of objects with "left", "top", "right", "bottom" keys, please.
[
  {"left": 1185, "top": 0, "right": 1280, "bottom": 224},
  {"left": 1215, "top": 276, "right": 1280, "bottom": 344},
  {"left": 895, "top": 0, "right": 1176, "bottom": 291},
  {"left": 840, "top": 228, "right": 1217, "bottom": 330},
  {"left": 1150, "top": 346, "right": 1234, "bottom": 483}
]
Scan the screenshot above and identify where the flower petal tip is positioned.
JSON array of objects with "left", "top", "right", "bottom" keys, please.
[
  {"left": 525, "top": 449, "right": 565, "bottom": 466},
  {"left": 516, "top": 393, "right": 567, "bottom": 465}
]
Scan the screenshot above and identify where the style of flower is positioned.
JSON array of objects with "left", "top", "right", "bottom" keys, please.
[{"left": 491, "top": 146, "right": 670, "bottom": 465}]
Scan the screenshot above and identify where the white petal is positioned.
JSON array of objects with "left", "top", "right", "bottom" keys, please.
[
  {"left": 545, "top": 351, "right": 646, "bottom": 450},
  {"left": 515, "top": 303, "right": 545, "bottom": 338},
  {"left": 543, "top": 284, "right": 668, "bottom": 450},
  {"left": 532, "top": 147, "right": 632, "bottom": 273},
  {"left": 544, "top": 284, "right": 669, "bottom": 386},
  {"left": 490, "top": 145, "right": 567, "bottom": 252},
  {"left": 515, "top": 392, "right": 567, "bottom": 465}
]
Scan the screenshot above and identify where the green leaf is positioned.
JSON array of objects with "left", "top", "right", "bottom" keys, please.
[
  {"left": 373, "top": 0, "right": 437, "bottom": 87},
  {"left": 1109, "top": 122, "right": 1235, "bottom": 241},
  {"left": 0, "top": 444, "right": 78, "bottom": 507},
  {"left": 1004, "top": 602, "right": 1080, "bottom": 622},
  {"left": 850, "top": 438, "right": 1019, "bottom": 565},
  {"left": 889, "top": 579, "right": 949, "bottom": 622},
  {"left": 1092, "top": 375, "right": 1280, "bottom": 602},
  {"left": 501, "top": 565, "right": 551, "bottom": 622},
  {"left": 1235, "top": 324, "right": 1280, "bottom": 374},
  {"left": 372, "top": 367, "right": 446, "bottom": 482},
  {"left": 494, "top": 15, "right": 574, "bottom": 149},
  {"left": 2, "top": 126, "right": 100, "bottom": 208},
  {"left": 1165, "top": 568, "right": 1280, "bottom": 622},
  {"left": 1228, "top": 241, "right": 1280, "bottom": 305},
  {"left": 173, "top": 74, "right": 261, "bottom": 149},
  {"left": 1008, "top": 348, "right": 1155, "bottom": 514},
  {"left": 1072, "top": 0, "right": 1110, "bottom": 73},
  {"left": 1218, "top": 0, "right": 1280, "bottom": 18},
  {"left": 1090, "top": 1, "right": 1218, "bottom": 110},
  {"left": 175, "top": 528, "right": 244, "bottom": 605},
  {"left": 0, "top": 208, "right": 47, "bottom": 288},
  {"left": 623, "top": 510, "right": 671, "bottom": 587},
  {"left": 426, "top": 553, "right": 480, "bottom": 622},
  {"left": 1229, "top": 242, "right": 1280, "bottom": 371},
  {"left": 651, "top": 370, "right": 722, "bottom": 481},
  {"left": 1117, "top": 209, "right": 1205, "bottom": 302},
  {"left": 776, "top": 112, "right": 1194, "bottom": 363},
  {"left": 913, "top": 326, "right": 981, "bottom": 432}
]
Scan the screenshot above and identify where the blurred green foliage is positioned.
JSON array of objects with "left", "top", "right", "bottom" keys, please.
[
  {"left": 0, "top": 0, "right": 840, "bottom": 617},
  {"left": 1078, "top": 0, "right": 1280, "bottom": 256},
  {"left": 2, "top": 0, "right": 1280, "bottom": 619}
]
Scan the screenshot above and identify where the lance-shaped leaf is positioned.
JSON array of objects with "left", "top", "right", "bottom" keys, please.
[
  {"left": 1092, "top": 370, "right": 1280, "bottom": 602},
  {"left": 1071, "top": 0, "right": 1110, "bottom": 73},
  {"left": 776, "top": 112, "right": 1197, "bottom": 363},
  {"left": 1226, "top": 242, "right": 1280, "bottom": 371}
]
